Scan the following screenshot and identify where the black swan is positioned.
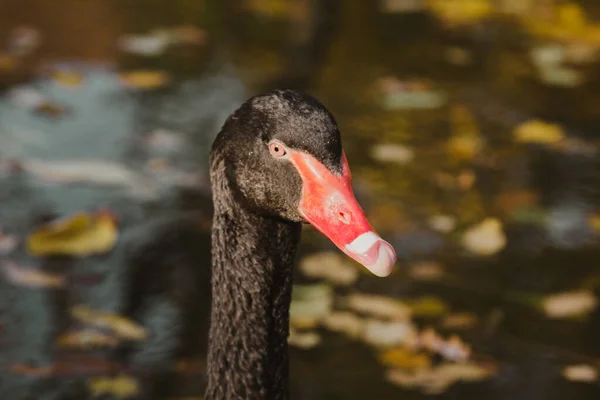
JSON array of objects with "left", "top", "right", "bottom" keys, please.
[
  {"left": 111, "top": 89, "right": 396, "bottom": 399},
  {"left": 206, "top": 89, "right": 395, "bottom": 399}
]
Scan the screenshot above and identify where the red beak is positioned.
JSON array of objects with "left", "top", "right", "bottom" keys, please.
[{"left": 288, "top": 150, "right": 397, "bottom": 277}]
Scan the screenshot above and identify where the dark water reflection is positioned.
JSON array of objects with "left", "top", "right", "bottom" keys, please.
[{"left": 1, "top": 0, "right": 600, "bottom": 399}]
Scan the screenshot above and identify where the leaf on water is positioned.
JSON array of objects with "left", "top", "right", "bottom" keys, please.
[
  {"left": 23, "top": 159, "right": 137, "bottom": 186},
  {"left": 51, "top": 69, "right": 84, "bottom": 87},
  {"left": 407, "top": 262, "right": 445, "bottom": 281},
  {"left": 444, "top": 46, "right": 473, "bottom": 66},
  {"left": 408, "top": 296, "right": 449, "bottom": 318},
  {"left": 539, "top": 65, "right": 584, "bottom": 87},
  {"left": 290, "top": 284, "right": 334, "bottom": 327},
  {"left": 461, "top": 218, "right": 506, "bottom": 256},
  {"left": 377, "top": 77, "right": 447, "bottom": 110},
  {"left": 146, "top": 129, "right": 186, "bottom": 153},
  {"left": 10, "top": 363, "right": 54, "bottom": 377},
  {"left": 412, "top": 328, "right": 471, "bottom": 361},
  {"left": 2, "top": 261, "right": 64, "bottom": 288},
  {"left": 380, "top": 0, "right": 424, "bottom": 13},
  {"left": 344, "top": 293, "right": 412, "bottom": 321},
  {"left": 288, "top": 328, "right": 321, "bottom": 349},
  {"left": 495, "top": 190, "right": 539, "bottom": 214},
  {"left": 562, "top": 364, "right": 598, "bottom": 383},
  {"left": 27, "top": 211, "right": 118, "bottom": 257},
  {"left": 589, "top": 214, "right": 600, "bottom": 233},
  {"left": 321, "top": 311, "right": 365, "bottom": 339},
  {"left": 447, "top": 105, "right": 483, "bottom": 161},
  {"left": 514, "top": 120, "right": 565, "bottom": 145},
  {"left": 56, "top": 329, "right": 119, "bottom": 349},
  {"left": 426, "top": 0, "right": 492, "bottom": 26},
  {"left": 119, "top": 70, "right": 171, "bottom": 90},
  {"left": 362, "top": 319, "right": 418, "bottom": 347},
  {"left": 530, "top": 44, "right": 565, "bottom": 69},
  {"left": 441, "top": 312, "right": 479, "bottom": 330},
  {"left": 379, "top": 347, "right": 431, "bottom": 370},
  {"left": 370, "top": 143, "right": 415, "bottom": 165},
  {"left": 541, "top": 290, "right": 598, "bottom": 319},
  {"left": 0, "top": 53, "right": 17, "bottom": 71},
  {"left": 299, "top": 252, "right": 359, "bottom": 285},
  {"left": 8, "top": 87, "right": 47, "bottom": 110},
  {"left": 427, "top": 215, "right": 456, "bottom": 233},
  {"left": 88, "top": 375, "right": 139, "bottom": 399},
  {"left": 386, "top": 362, "right": 494, "bottom": 394},
  {"left": 0, "top": 229, "right": 18, "bottom": 255},
  {"left": 70, "top": 305, "right": 149, "bottom": 340},
  {"left": 118, "top": 33, "right": 171, "bottom": 56}
]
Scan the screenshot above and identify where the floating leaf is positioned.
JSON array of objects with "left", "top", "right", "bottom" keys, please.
[
  {"left": 461, "top": 218, "right": 506, "bottom": 256},
  {"left": 514, "top": 120, "right": 565, "bottom": 145},
  {"left": 386, "top": 362, "right": 494, "bottom": 394},
  {"left": 408, "top": 296, "right": 449, "bottom": 318},
  {"left": 0, "top": 230, "right": 18, "bottom": 254},
  {"left": 380, "top": 0, "right": 424, "bottom": 13},
  {"left": 363, "top": 319, "right": 418, "bottom": 347},
  {"left": 321, "top": 311, "right": 365, "bottom": 339},
  {"left": 52, "top": 70, "right": 84, "bottom": 87},
  {"left": 379, "top": 347, "right": 431, "bottom": 370},
  {"left": 370, "top": 143, "right": 415, "bottom": 165},
  {"left": 119, "top": 70, "right": 170, "bottom": 90},
  {"left": 412, "top": 328, "right": 471, "bottom": 361},
  {"left": 541, "top": 290, "right": 598, "bottom": 319},
  {"left": 70, "top": 305, "right": 149, "bottom": 340},
  {"left": 496, "top": 190, "right": 539, "bottom": 214},
  {"left": 444, "top": 46, "right": 472, "bottom": 66},
  {"left": 2, "top": 261, "right": 64, "bottom": 288},
  {"left": 562, "top": 364, "right": 598, "bottom": 383},
  {"left": 299, "top": 252, "right": 358, "bottom": 285},
  {"left": 345, "top": 293, "right": 412, "bottom": 321},
  {"left": 288, "top": 328, "right": 321, "bottom": 349},
  {"left": 408, "top": 262, "right": 445, "bottom": 281},
  {"left": 290, "top": 284, "right": 334, "bottom": 327},
  {"left": 441, "top": 312, "right": 478, "bottom": 330},
  {"left": 539, "top": 65, "right": 583, "bottom": 87},
  {"left": 27, "top": 211, "right": 118, "bottom": 256},
  {"left": 23, "top": 159, "right": 137, "bottom": 186},
  {"left": 0, "top": 53, "right": 17, "bottom": 71},
  {"left": 426, "top": 0, "right": 492, "bottom": 26},
  {"left": 88, "top": 375, "right": 139, "bottom": 399},
  {"left": 56, "top": 329, "right": 119, "bottom": 349},
  {"left": 118, "top": 33, "right": 171, "bottom": 56},
  {"left": 427, "top": 215, "right": 456, "bottom": 233},
  {"left": 447, "top": 105, "right": 483, "bottom": 161}
]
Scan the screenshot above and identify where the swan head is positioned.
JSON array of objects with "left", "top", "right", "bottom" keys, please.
[{"left": 212, "top": 89, "right": 396, "bottom": 277}]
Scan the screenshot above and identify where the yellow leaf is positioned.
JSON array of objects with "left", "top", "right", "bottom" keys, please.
[
  {"left": 0, "top": 53, "right": 17, "bottom": 71},
  {"left": 447, "top": 105, "right": 483, "bottom": 161},
  {"left": 119, "top": 70, "right": 170, "bottom": 89},
  {"left": 288, "top": 328, "right": 321, "bottom": 349},
  {"left": 27, "top": 211, "right": 118, "bottom": 256},
  {"left": 557, "top": 3, "right": 586, "bottom": 32},
  {"left": 345, "top": 293, "right": 412, "bottom": 321},
  {"left": 2, "top": 261, "right": 64, "bottom": 288},
  {"left": 70, "top": 305, "right": 149, "bottom": 340},
  {"left": 514, "top": 120, "right": 565, "bottom": 144},
  {"left": 441, "top": 312, "right": 478, "bottom": 330},
  {"left": 52, "top": 70, "right": 84, "bottom": 87},
  {"left": 89, "top": 375, "right": 139, "bottom": 399},
  {"left": 427, "top": 0, "right": 492, "bottom": 26},
  {"left": 562, "top": 364, "right": 598, "bottom": 383},
  {"left": 542, "top": 290, "right": 598, "bottom": 319},
  {"left": 588, "top": 214, "right": 600, "bottom": 232},
  {"left": 408, "top": 296, "right": 449, "bottom": 317},
  {"left": 321, "top": 311, "right": 365, "bottom": 339},
  {"left": 56, "top": 329, "right": 119, "bottom": 349},
  {"left": 461, "top": 218, "right": 506, "bottom": 256},
  {"left": 379, "top": 347, "right": 431, "bottom": 370},
  {"left": 299, "top": 252, "right": 359, "bottom": 285}
]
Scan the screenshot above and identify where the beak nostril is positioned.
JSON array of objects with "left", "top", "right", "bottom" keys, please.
[{"left": 338, "top": 211, "right": 351, "bottom": 224}]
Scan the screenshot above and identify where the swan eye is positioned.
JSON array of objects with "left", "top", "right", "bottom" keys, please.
[{"left": 268, "top": 141, "right": 287, "bottom": 158}]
